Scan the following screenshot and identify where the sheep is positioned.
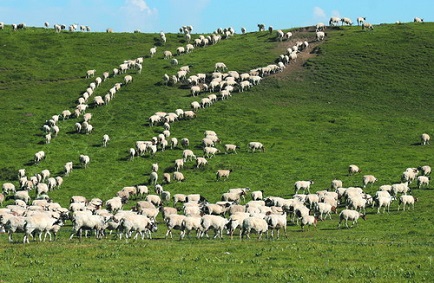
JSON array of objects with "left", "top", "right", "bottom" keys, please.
[
  {"left": 34, "top": 150, "right": 46, "bottom": 163},
  {"left": 149, "top": 172, "right": 158, "bottom": 185},
  {"left": 196, "top": 157, "right": 208, "bottom": 168},
  {"left": 248, "top": 142, "right": 265, "bottom": 152},
  {"left": 216, "top": 169, "right": 232, "bottom": 181},
  {"left": 173, "top": 171, "right": 185, "bottom": 182},
  {"left": 341, "top": 17, "right": 353, "bottom": 26},
  {"left": 265, "top": 212, "right": 287, "bottom": 238},
  {"left": 102, "top": 134, "right": 110, "bottom": 147},
  {"left": 414, "top": 17, "right": 424, "bottom": 23},
  {"left": 86, "top": 69, "right": 96, "bottom": 78},
  {"left": 180, "top": 216, "right": 202, "bottom": 239},
  {"left": 357, "top": 17, "right": 366, "bottom": 26},
  {"left": 338, "top": 209, "right": 366, "bottom": 228},
  {"left": 79, "top": 154, "right": 90, "bottom": 168},
  {"left": 348, "top": 164, "right": 361, "bottom": 175},
  {"left": 124, "top": 75, "right": 133, "bottom": 85},
  {"left": 398, "top": 195, "right": 417, "bottom": 211},
  {"left": 401, "top": 168, "right": 418, "bottom": 184},
  {"left": 149, "top": 46, "right": 157, "bottom": 57},
  {"left": 362, "top": 175, "right": 378, "bottom": 188},
  {"left": 214, "top": 62, "right": 227, "bottom": 72},
  {"left": 376, "top": 195, "right": 394, "bottom": 214},
  {"left": 2, "top": 183, "right": 16, "bottom": 195},
  {"left": 4, "top": 215, "right": 26, "bottom": 242},
  {"left": 330, "top": 179, "right": 343, "bottom": 191},
  {"left": 182, "top": 149, "right": 196, "bottom": 162},
  {"left": 203, "top": 203, "right": 229, "bottom": 216},
  {"left": 23, "top": 212, "right": 61, "bottom": 243},
  {"left": 200, "top": 214, "right": 228, "bottom": 239},
  {"left": 294, "top": 180, "right": 314, "bottom": 194},
  {"left": 64, "top": 162, "right": 73, "bottom": 176},
  {"left": 241, "top": 217, "right": 268, "bottom": 239},
  {"left": 164, "top": 214, "right": 186, "bottom": 239},
  {"left": 316, "top": 31, "right": 325, "bottom": 41},
  {"left": 190, "top": 86, "right": 201, "bottom": 97},
  {"left": 417, "top": 176, "right": 429, "bottom": 189},
  {"left": 120, "top": 214, "right": 157, "bottom": 240},
  {"left": 176, "top": 46, "right": 185, "bottom": 55},
  {"left": 204, "top": 146, "right": 219, "bottom": 158},
  {"left": 421, "top": 133, "right": 430, "bottom": 145},
  {"left": 300, "top": 215, "right": 317, "bottom": 231},
  {"left": 221, "top": 191, "right": 245, "bottom": 204},
  {"left": 362, "top": 22, "right": 374, "bottom": 30},
  {"left": 391, "top": 182, "right": 410, "bottom": 196},
  {"left": 314, "top": 202, "right": 336, "bottom": 220},
  {"left": 173, "top": 194, "right": 187, "bottom": 206},
  {"left": 329, "top": 17, "right": 341, "bottom": 26},
  {"left": 14, "top": 190, "right": 31, "bottom": 205}
]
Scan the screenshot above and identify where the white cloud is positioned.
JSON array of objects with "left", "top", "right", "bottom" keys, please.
[
  {"left": 313, "top": 6, "right": 326, "bottom": 20},
  {"left": 127, "top": 0, "right": 153, "bottom": 14},
  {"left": 121, "top": 0, "right": 158, "bottom": 32}
]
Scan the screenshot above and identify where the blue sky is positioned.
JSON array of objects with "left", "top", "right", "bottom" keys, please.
[{"left": 0, "top": 0, "right": 430, "bottom": 33}]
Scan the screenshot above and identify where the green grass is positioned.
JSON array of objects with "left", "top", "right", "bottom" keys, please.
[{"left": 0, "top": 23, "right": 434, "bottom": 282}]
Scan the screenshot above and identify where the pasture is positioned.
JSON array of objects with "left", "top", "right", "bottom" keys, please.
[{"left": 0, "top": 22, "right": 433, "bottom": 282}]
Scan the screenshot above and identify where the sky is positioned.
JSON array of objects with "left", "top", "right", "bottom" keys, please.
[{"left": 0, "top": 0, "right": 431, "bottom": 34}]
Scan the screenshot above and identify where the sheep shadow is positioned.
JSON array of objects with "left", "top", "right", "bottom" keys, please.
[{"left": 411, "top": 142, "right": 425, "bottom": 146}]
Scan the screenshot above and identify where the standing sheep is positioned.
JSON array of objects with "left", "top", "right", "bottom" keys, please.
[
  {"left": 216, "top": 169, "right": 232, "bottom": 181},
  {"left": 420, "top": 133, "right": 430, "bottom": 145}
]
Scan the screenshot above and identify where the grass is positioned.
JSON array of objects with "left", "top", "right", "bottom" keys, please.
[{"left": 0, "top": 23, "right": 433, "bottom": 282}]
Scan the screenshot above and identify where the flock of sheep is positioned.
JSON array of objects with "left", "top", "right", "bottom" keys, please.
[{"left": 0, "top": 18, "right": 429, "bottom": 243}]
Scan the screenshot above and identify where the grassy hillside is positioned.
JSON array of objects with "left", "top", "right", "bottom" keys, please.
[{"left": 0, "top": 23, "right": 433, "bottom": 282}]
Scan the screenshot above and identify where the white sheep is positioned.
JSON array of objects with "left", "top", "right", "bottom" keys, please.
[
  {"left": 421, "top": 133, "right": 430, "bottom": 145},
  {"left": 294, "top": 180, "right": 314, "bottom": 194},
  {"left": 316, "top": 31, "right": 325, "bottom": 41},
  {"left": 182, "top": 149, "right": 196, "bottom": 162},
  {"left": 376, "top": 195, "right": 394, "bottom": 214},
  {"left": 173, "top": 171, "right": 185, "bottom": 182},
  {"left": 2, "top": 183, "right": 16, "bottom": 195},
  {"left": 196, "top": 157, "right": 208, "bottom": 168},
  {"left": 241, "top": 217, "right": 268, "bottom": 239},
  {"left": 163, "top": 50, "right": 172, "bottom": 59},
  {"left": 391, "top": 182, "right": 410, "bottom": 196},
  {"left": 214, "top": 62, "right": 227, "bottom": 72},
  {"left": 124, "top": 75, "right": 133, "bottom": 85},
  {"left": 348, "top": 164, "right": 361, "bottom": 175},
  {"left": 362, "top": 22, "right": 374, "bottom": 30},
  {"left": 200, "top": 214, "right": 228, "bottom": 239},
  {"left": 414, "top": 17, "right": 424, "bottom": 23},
  {"left": 362, "top": 175, "right": 378, "bottom": 188},
  {"left": 300, "top": 215, "right": 317, "bottom": 231},
  {"left": 338, "top": 209, "right": 365, "bottom": 228},
  {"left": 164, "top": 214, "right": 186, "bottom": 239},
  {"left": 248, "top": 142, "right": 265, "bottom": 152},
  {"left": 149, "top": 172, "right": 158, "bottom": 185},
  {"left": 216, "top": 169, "right": 232, "bottom": 181},
  {"left": 204, "top": 147, "right": 219, "bottom": 158},
  {"left": 417, "top": 176, "right": 429, "bottom": 189},
  {"left": 64, "top": 162, "right": 73, "bottom": 176},
  {"left": 398, "top": 195, "right": 417, "bottom": 211},
  {"left": 149, "top": 46, "right": 157, "bottom": 57},
  {"left": 180, "top": 216, "right": 202, "bottom": 239},
  {"left": 341, "top": 17, "right": 353, "bottom": 26},
  {"left": 86, "top": 69, "right": 96, "bottom": 78},
  {"left": 357, "top": 17, "right": 366, "bottom": 26},
  {"left": 79, "top": 154, "right": 90, "bottom": 168},
  {"left": 329, "top": 17, "right": 341, "bottom": 26}
]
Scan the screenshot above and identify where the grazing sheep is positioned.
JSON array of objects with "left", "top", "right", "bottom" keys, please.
[
  {"left": 362, "top": 175, "right": 378, "bottom": 188},
  {"left": 14, "top": 190, "right": 31, "bottom": 205},
  {"left": 357, "top": 17, "right": 366, "bottom": 26},
  {"left": 149, "top": 172, "right": 158, "bottom": 185},
  {"left": 224, "top": 144, "right": 239, "bottom": 154},
  {"left": 241, "top": 217, "right": 268, "bottom": 239},
  {"left": 203, "top": 147, "right": 219, "bottom": 158},
  {"left": 341, "top": 17, "right": 353, "bottom": 26},
  {"left": 79, "top": 154, "right": 90, "bottom": 168},
  {"left": 362, "top": 22, "right": 374, "bottom": 30},
  {"left": 2, "top": 183, "right": 16, "bottom": 195},
  {"left": 34, "top": 151, "right": 46, "bottom": 163},
  {"left": 216, "top": 169, "right": 232, "bottom": 181},
  {"left": 214, "top": 62, "right": 227, "bottom": 72},
  {"left": 102, "top": 134, "right": 110, "bottom": 147},
  {"left": 331, "top": 179, "right": 343, "bottom": 190},
  {"left": 338, "top": 209, "right": 365, "bottom": 228},
  {"left": 417, "top": 176, "right": 429, "bottom": 189},
  {"left": 421, "top": 133, "right": 430, "bottom": 145},
  {"left": 124, "top": 75, "right": 133, "bottom": 85},
  {"left": 376, "top": 195, "right": 394, "bottom": 214},
  {"left": 316, "top": 31, "right": 325, "bottom": 41},
  {"left": 329, "top": 17, "right": 341, "bottom": 26},
  {"left": 294, "top": 180, "right": 314, "bottom": 194},
  {"left": 196, "top": 157, "right": 208, "bottom": 168},
  {"left": 86, "top": 69, "right": 96, "bottom": 78},
  {"left": 398, "top": 195, "right": 417, "bottom": 211},
  {"left": 164, "top": 214, "right": 186, "bottom": 239},
  {"left": 300, "top": 215, "right": 317, "bottom": 231},
  {"left": 173, "top": 171, "right": 185, "bottom": 182},
  {"left": 248, "top": 142, "right": 265, "bottom": 152},
  {"left": 200, "top": 214, "right": 228, "bottom": 239},
  {"left": 348, "top": 164, "right": 361, "bottom": 175},
  {"left": 182, "top": 149, "right": 196, "bottom": 162},
  {"left": 314, "top": 202, "right": 336, "bottom": 220},
  {"left": 414, "top": 17, "right": 424, "bottom": 23}
]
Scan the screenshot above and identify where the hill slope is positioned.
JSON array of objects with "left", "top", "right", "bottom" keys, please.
[{"left": 0, "top": 23, "right": 433, "bottom": 282}]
